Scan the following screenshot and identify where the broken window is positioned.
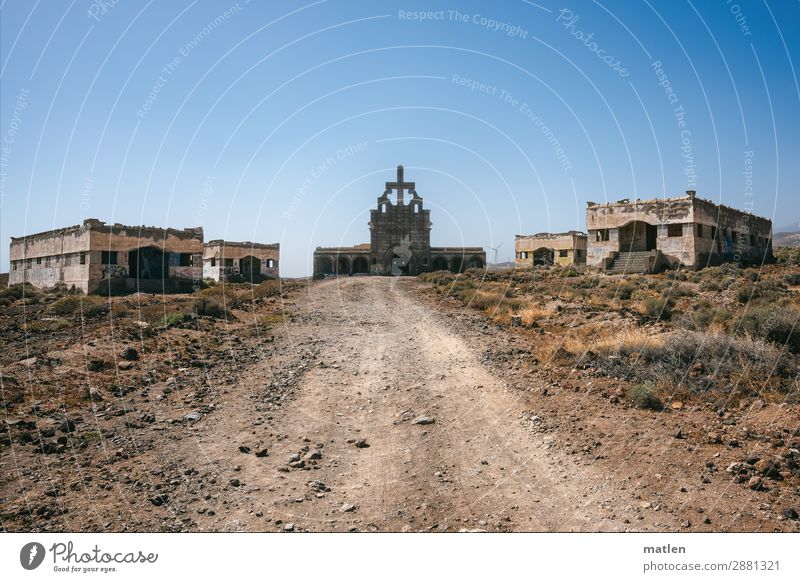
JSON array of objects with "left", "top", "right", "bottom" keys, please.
[
  {"left": 732, "top": 231, "right": 739, "bottom": 244},
  {"left": 101, "top": 250, "right": 118, "bottom": 265},
  {"left": 749, "top": 234, "right": 756, "bottom": 246},
  {"left": 667, "top": 224, "right": 683, "bottom": 237},
  {"left": 79, "top": 252, "right": 86, "bottom": 265},
  {"left": 266, "top": 259, "right": 275, "bottom": 269},
  {"left": 179, "top": 253, "right": 192, "bottom": 266},
  {"left": 559, "top": 249, "right": 569, "bottom": 258},
  {"left": 711, "top": 226, "right": 717, "bottom": 240},
  {"left": 36, "top": 257, "right": 42, "bottom": 265},
  {"left": 696, "top": 224, "right": 704, "bottom": 237},
  {"left": 224, "top": 258, "right": 234, "bottom": 267},
  {"left": 210, "top": 258, "right": 216, "bottom": 267},
  {"left": 596, "top": 229, "right": 610, "bottom": 242}
]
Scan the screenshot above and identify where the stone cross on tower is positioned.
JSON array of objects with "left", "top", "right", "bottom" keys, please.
[{"left": 385, "top": 164, "right": 415, "bottom": 206}]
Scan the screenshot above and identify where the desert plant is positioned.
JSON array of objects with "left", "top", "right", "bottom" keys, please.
[
  {"left": 192, "top": 297, "right": 225, "bottom": 318},
  {"left": 643, "top": 297, "right": 675, "bottom": 320},
  {"left": 627, "top": 382, "right": 663, "bottom": 410}
]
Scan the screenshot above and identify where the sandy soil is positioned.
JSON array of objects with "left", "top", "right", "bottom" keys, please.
[{"left": 2, "top": 277, "right": 798, "bottom": 532}]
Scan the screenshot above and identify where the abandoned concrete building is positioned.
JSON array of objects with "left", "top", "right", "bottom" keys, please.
[
  {"left": 586, "top": 191, "right": 774, "bottom": 273},
  {"left": 8, "top": 219, "right": 203, "bottom": 294},
  {"left": 515, "top": 231, "right": 587, "bottom": 267},
  {"left": 313, "top": 165, "right": 486, "bottom": 276},
  {"left": 203, "top": 240, "right": 279, "bottom": 282}
]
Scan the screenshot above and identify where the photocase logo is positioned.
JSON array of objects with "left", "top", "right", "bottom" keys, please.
[{"left": 20, "top": 542, "right": 46, "bottom": 570}]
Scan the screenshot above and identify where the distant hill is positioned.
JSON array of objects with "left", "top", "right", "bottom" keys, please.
[{"left": 774, "top": 231, "right": 800, "bottom": 248}]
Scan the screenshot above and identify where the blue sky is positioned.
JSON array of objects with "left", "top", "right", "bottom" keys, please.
[{"left": 1, "top": 0, "right": 798, "bottom": 275}]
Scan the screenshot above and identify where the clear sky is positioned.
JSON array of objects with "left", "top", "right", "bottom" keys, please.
[{"left": 1, "top": 0, "right": 798, "bottom": 276}]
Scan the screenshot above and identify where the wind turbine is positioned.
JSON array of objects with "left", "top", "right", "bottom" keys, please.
[{"left": 490, "top": 242, "right": 503, "bottom": 265}]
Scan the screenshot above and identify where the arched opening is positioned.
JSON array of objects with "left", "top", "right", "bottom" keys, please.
[
  {"left": 316, "top": 256, "right": 333, "bottom": 275},
  {"left": 337, "top": 256, "right": 350, "bottom": 275},
  {"left": 533, "top": 247, "right": 554, "bottom": 266},
  {"left": 619, "top": 220, "right": 657, "bottom": 252},
  {"left": 449, "top": 256, "right": 464, "bottom": 273},
  {"left": 467, "top": 256, "right": 484, "bottom": 269},
  {"left": 128, "top": 246, "right": 168, "bottom": 279},
  {"left": 239, "top": 256, "right": 261, "bottom": 281},
  {"left": 352, "top": 256, "right": 369, "bottom": 274},
  {"left": 431, "top": 256, "right": 449, "bottom": 271}
]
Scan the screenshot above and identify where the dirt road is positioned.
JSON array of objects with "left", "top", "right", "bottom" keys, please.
[{"left": 190, "top": 277, "right": 635, "bottom": 532}]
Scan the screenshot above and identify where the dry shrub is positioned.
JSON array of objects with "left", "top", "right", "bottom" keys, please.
[
  {"left": 48, "top": 295, "right": 105, "bottom": 316},
  {"left": 253, "top": 279, "right": 281, "bottom": 299},
  {"left": 518, "top": 305, "right": 551, "bottom": 326},
  {"left": 589, "top": 329, "right": 794, "bottom": 393}
]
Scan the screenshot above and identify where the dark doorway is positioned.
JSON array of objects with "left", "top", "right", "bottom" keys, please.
[
  {"left": 467, "top": 256, "right": 484, "bottom": 269},
  {"left": 533, "top": 248, "right": 554, "bottom": 266},
  {"left": 352, "top": 256, "right": 369, "bottom": 274},
  {"left": 337, "top": 256, "right": 350, "bottom": 275},
  {"left": 619, "top": 221, "right": 657, "bottom": 252},
  {"left": 431, "top": 256, "right": 449, "bottom": 271},
  {"left": 239, "top": 256, "right": 261, "bottom": 281},
  {"left": 128, "top": 247, "right": 168, "bottom": 279},
  {"left": 449, "top": 257, "right": 464, "bottom": 273},
  {"left": 316, "top": 256, "right": 333, "bottom": 275}
]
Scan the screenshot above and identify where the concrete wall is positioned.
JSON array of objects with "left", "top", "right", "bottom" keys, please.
[
  {"left": 515, "top": 232, "right": 587, "bottom": 267},
  {"left": 9, "top": 219, "right": 203, "bottom": 293},
  {"left": 203, "top": 241, "right": 280, "bottom": 281},
  {"left": 586, "top": 194, "right": 773, "bottom": 269},
  {"left": 9, "top": 223, "right": 93, "bottom": 292}
]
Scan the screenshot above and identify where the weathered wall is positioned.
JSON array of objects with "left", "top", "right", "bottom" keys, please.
[
  {"left": 515, "top": 232, "right": 587, "bottom": 266},
  {"left": 203, "top": 241, "right": 280, "bottom": 281},
  {"left": 369, "top": 199, "right": 432, "bottom": 275},
  {"left": 9, "top": 219, "right": 204, "bottom": 293},
  {"left": 586, "top": 194, "right": 773, "bottom": 269},
  {"left": 9, "top": 224, "right": 93, "bottom": 292}
]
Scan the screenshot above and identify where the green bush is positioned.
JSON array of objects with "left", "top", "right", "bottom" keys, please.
[
  {"left": 48, "top": 295, "right": 104, "bottom": 315},
  {"left": 192, "top": 297, "right": 225, "bottom": 318},
  {"left": 0, "top": 283, "right": 38, "bottom": 302},
  {"left": 627, "top": 383, "right": 663, "bottom": 410},
  {"left": 737, "top": 305, "right": 800, "bottom": 353},
  {"left": 162, "top": 312, "right": 187, "bottom": 328},
  {"left": 643, "top": 297, "right": 675, "bottom": 320},
  {"left": 617, "top": 283, "right": 635, "bottom": 300}
]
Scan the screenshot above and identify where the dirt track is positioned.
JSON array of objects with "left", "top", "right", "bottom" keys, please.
[
  {"left": 187, "top": 277, "right": 640, "bottom": 532},
  {"left": 4, "top": 276, "right": 797, "bottom": 533}
]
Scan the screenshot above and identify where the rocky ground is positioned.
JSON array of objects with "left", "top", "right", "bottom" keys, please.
[{"left": 0, "top": 274, "right": 798, "bottom": 532}]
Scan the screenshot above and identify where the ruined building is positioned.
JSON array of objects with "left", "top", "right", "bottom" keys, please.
[
  {"left": 515, "top": 231, "right": 587, "bottom": 267},
  {"left": 9, "top": 219, "right": 203, "bottom": 294},
  {"left": 586, "top": 191, "right": 773, "bottom": 273},
  {"left": 203, "top": 240, "right": 279, "bottom": 282},
  {"left": 313, "top": 165, "right": 486, "bottom": 276}
]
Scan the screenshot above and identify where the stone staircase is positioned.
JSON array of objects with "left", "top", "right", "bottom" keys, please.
[{"left": 607, "top": 251, "right": 653, "bottom": 274}]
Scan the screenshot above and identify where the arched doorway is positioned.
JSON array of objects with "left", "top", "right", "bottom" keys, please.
[
  {"left": 337, "top": 256, "right": 350, "bottom": 275},
  {"left": 467, "top": 256, "right": 484, "bottom": 270},
  {"left": 619, "top": 221, "right": 657, "bottom": 252},
  {"left": 449, "top": 257, "right": 464, "bottom": 273},
  {"left": 316, "top": 256, "right": 333, "bottom": 275},
  {"left": 351, "top": 256, "right": 369, "bottom": 274},
  {"left": 129, "top": 246, "right": 168, "bottom": 279},
  {"left": 239, "top": 256, "right": 261, "bottom": 281},
  {"left": 431, "top": 256, "right": 449, "bottom": 271},
  {"left": 533, "top": 247, "right": 554, "bottom": 266}
]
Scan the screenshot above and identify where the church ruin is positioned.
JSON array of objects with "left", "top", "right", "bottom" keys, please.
[
  {"left": 586, "top": 191, "right": 773, "bottom": 273},
  {"left": 313, "top": 165, "right": 486, "bottom": 276}
]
